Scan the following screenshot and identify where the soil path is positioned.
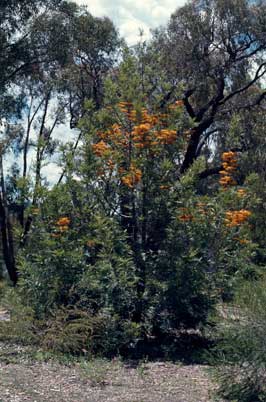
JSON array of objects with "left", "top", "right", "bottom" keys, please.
[{"left": 0, "top": 343, "right": 221, "bottom": 402}]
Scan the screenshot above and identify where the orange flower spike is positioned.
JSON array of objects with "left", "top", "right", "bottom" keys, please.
[
  {"left": 156, "top": 129, "right": 176, "bottom": 145},
  {"left": 92, "top": 140, "right": 109, "bottom": 157},
  {"left": 118, "top": 101, "right": 132, "bottom": 109},
  {"left": 134, "top": 168, "right": 142, "bottom": 182},
  {"left": 219, "top": 170, "right": 228, "bottom": 175},
  {"left": 224, "top": 209, "right": 251, "bottom": 227},
  {"left": 238, "top": 239, "right": 251, "bottom": 245},
  {"left": 224, "top": 166, "right": 237, "bottom": 173},
  {"left": 56, "top": 217, "right": 70, "bottom": 226},
  {"left": 132, "top": 123, "right": 151, "bottom": 135},
  {"left": 219, "top": 151, "right": 238, "bottom": 189},
  {"left": 121, "top": 176, "right": 133, "bottom": 188},
  {"left": 121, "top": 165, "right": 142, "bottom": 188},
  {"left": 97, "top": 131, "right": 107, "bottom": 139},
  {"left": 239, "top": 209, "right": 252, "bottom": 218},
  {"left": 219, "top": 176, "right": 236, "bottom": 185},
  {"left": 112, "top": 124, "right": 122, "bottom": 134},
  {"left": 179, "top": 214, "right": 194, "bottom": 222},
  {"left": 221, "top": 151, "right": 237, "bottom": 161}
]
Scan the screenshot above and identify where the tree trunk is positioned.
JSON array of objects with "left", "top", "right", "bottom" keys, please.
[{"left": 0, "top": 157, "right": 17, "bottom": 284}]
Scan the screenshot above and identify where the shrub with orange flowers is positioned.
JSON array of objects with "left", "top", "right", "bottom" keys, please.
[
  {"left": 219, "top": 151, "right": 238, "bottom": 189},
  {"left": 14, "top": 54, "right": 265, "bottom": 361}
]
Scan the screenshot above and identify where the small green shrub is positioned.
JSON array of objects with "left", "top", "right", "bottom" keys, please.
[
  {"left": 214, "top": 280, "right": 266, "bottom": 402},
  {"left": 41, "top": 308, "right": 97, "bottom": 354},
  {"left": 40, "top": 308, "right": 142, "bottom": 356},
  {"left": 0, "top": 287, "right": 37, "bottom": 344}
]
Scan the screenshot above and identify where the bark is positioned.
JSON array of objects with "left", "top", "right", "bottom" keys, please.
[
  {"left": 0, "top": 156, "right": 17, "bottom": 284},
  {"left": 20, "top": 95, "right": 45, "bottom": 226}
]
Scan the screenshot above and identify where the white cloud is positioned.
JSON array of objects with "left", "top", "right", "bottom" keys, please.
[
  {"left": 42, "top": 163, "right": 62, "bottom": 185},
  {"left": 74, "top": 0, "right": 186, "bottom": 44}
]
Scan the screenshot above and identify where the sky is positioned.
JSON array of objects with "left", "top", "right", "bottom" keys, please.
[{"left": 74, "top": 0, "right": 186, "bottom": 45}]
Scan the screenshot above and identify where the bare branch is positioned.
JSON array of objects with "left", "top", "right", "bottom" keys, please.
[{"left": 219, "top": 62, "right": 266, "bottom": 106}]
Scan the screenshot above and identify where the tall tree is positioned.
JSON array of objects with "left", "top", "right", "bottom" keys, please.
[
  {"left": 151, "top": 0, "right": 266, "bottom": 173},
  {"left": 0, "top": 1, "right": 121, "bottom": 284}
]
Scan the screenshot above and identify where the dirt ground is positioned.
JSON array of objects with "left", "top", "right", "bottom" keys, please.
[{"left": 0, "top": 341, "right": 222, "bottom": 402}]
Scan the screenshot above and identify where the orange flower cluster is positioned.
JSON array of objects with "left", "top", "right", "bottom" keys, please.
[
  {"left": 56, "top": 216, "right": 70, "bottom": 232},
  {"left": 118, "top": 101, "right": 136, "bottom": 121},
  {"left": 132, "top": 125, "right": 177, "bottom": 148},
  {"left": 56, "top": 217, "right": 70, "bottom": 226},
  {"left": 130, "top": 108, "right": 169, "bottom": 149},
  {"left": 94, "top": 102, "right": 179, "bottom": 155},
  {"left": 233, "top": 237, "right": 251, "bottom": 245},
  {"left": 140, "top": 108, "right": 159, "bottom": 126},
  {"left": 219, "top": 151, "right": 237, "bottom": 188},
  {"left": 156, "top": 129, "right": 176, "bottom": 145},
  {"left": 118, "top": 103, "right": 176, "bottom": 147},
  {"left": 117, "top": 103, "right": 159, "bottom": 126},
  {"left": 178, "top": 207, "right": 194, "bottom": 222},
  {"left": 92, "top": 140, "right": 109, "bottom": 157},
  {"left": 225, "top": 209, "right": 251, "bottom": 227},
  {"left": 179, "top": 214, "right": 194, "bottom": 222},
  {"left": 132, "top": 123, "right": 153, "bottom": 148},
  {"left": 97, "top": 124, "right": 128, "bottom": 150},
  {"left": 175, "top": 100, "right": 184, "bottom": 107},
  {"left": 196, "top": 202, "right": 209, "bottom": 216},
  {"left": 121, "top": 165, "right": 142, "bottom": 188}
]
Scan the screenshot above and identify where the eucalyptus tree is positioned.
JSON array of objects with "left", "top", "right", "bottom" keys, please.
[
  {"left": 150, "top": 0, "right": 266, "bottom": 175},
  {"left": 0, "top": 1, "right": 121, "bottom": 284},
  {"left": 58, "top": 5, "right": 121, "bottom": 127}
]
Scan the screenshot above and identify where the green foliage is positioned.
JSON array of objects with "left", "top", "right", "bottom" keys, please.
[
  {"left": 41, "top": 308, "right": 96, "bottom": 354},
  {"left": 213, "top": 280, "right": 266, "bottom": 402},
  {"left": 0, "top": 287, "right": 37, "bottom": 345},
  {"left": 18, "top": 199, "right": 138, "bottom": 316}
]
